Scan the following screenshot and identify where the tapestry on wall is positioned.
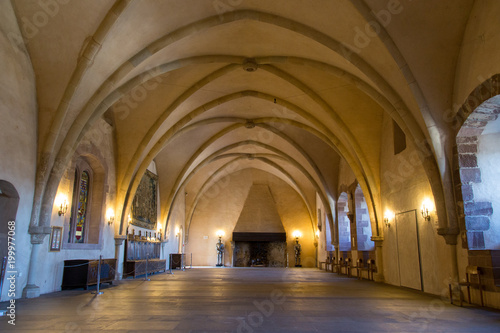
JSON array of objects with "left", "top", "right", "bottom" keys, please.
[{"left": 131, "top": 170, "right": 158, "bottom": 230}]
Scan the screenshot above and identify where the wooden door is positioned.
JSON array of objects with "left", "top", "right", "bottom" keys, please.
[{"left": 395, "top": 210, "right": 423, "bottom": 290}]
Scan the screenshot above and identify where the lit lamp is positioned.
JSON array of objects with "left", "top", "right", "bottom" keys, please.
[
  {"left": 421, "top": 199, "right": 433, "bottom": 221},
  {"left": 56, "top": 195, "right": 68, "bottom": 216},
  {"left": 216, "top": 230, "right": 225, "bottom": 267},
  {"left": 384, "top": 210, "right": 394, "bottom": 228},
  {"left": 293, "top": 230, "right": 302, "bottom": 267},
  {"left": 106, "top": 208, "right": 115, "bottom": 225}
]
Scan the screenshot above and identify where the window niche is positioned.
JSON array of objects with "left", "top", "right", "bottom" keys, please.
[
  {"left": 393, "top": 120, "right": 407, "bottom": 155},
  {"left": 64, "top": 156, "right": 106, "bottom": 250}
]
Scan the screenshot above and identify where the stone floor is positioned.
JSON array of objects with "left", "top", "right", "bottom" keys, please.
[{"left": 1, "top": 267, "right": 500, "bottom": 332}]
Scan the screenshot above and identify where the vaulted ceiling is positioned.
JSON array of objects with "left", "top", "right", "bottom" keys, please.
[{"left": 13, "top": 0, "right": 478, "bottom": 233}]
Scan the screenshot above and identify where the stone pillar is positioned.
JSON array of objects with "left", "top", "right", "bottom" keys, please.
[
  {"left": 371, "top": 236, "right": 384, "bottom": 282},
  {"left": 114, "top": 236, "right": 126, "bottom": 280},
  {"left": 442, "top": 234, "right": 460, "bottom": 294},
  {"left": 314, "top": 238, "right": 319, "bottom": 268},
  {"left": 22, "top": 233, "right": 47, "bottom": 298}
]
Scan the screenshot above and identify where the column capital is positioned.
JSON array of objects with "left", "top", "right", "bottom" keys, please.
[
  {"left": 437, "top": 227, "right": 459, "bottom": 245},
  {"left": 114, "top": 236, "right": 126, "bottom": 246},
  {"left": 371, "top": 236, "right": 384, "bottom": 245},
  {"left": 30, "top": 233, "right": 48, "bottom": 245}
]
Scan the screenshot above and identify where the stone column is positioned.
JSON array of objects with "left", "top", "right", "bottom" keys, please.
[
  {"left": 114, "top": 236, "right": 126, "bottom": 280},
  {"left": 22, "top": 233, "right": 47, "bottom": 298},
  {"left": 442, "top": 234, "right": 460, "bottom": 296},
  {"left": 314, "top": 238, "right": 319, "bottom": 268},
  {"left": 371, "top": 236, "right": 385, "bottom": 282}
]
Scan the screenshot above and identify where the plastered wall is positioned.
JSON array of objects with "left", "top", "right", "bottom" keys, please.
[
  {"left": 0, "top": 1, "right": 37, "bottom": 301},
  {"left": 35, "top": 119, "right": 117, "bottom": 294},
  {"left": 185, "top": 169, "right": 316, "bottom": 267},
  {"left": 380, "top": 114, "right": 454, "bottom": 296}
]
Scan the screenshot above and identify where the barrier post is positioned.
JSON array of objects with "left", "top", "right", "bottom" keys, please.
[
  {"left": 169, "top": 253, "right": 173, "bottom": 274},
  {"left": 144, "top": 253, "right": 150, "bottom": 281},
  {"left": 92, "top": 256, "right": 104, "bottom": 295},
  {"left": 0, "top": 257, "right": 7, "bottom": 316}
]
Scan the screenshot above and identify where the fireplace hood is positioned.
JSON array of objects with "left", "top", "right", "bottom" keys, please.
[{"left": 232, "top": 184, "right": 286, "bottom": 242}]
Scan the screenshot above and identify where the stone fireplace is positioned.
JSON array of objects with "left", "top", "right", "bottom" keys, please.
[
  {"left": 232, "top": 232, "right": 287, "bottom": 267},
  {"left": 231, "top": 184, "right": 287, "bottom": 267}
]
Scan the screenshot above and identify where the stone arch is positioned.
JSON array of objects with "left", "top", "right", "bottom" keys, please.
[
  {"left": 184, "top": 158, "right": 315, "bottom": 240},
  {"left": 337, "top": 192, "right": 351, "bottom": 252},
  {"left": 454, "top": 79, "right": 500, "bottom": 249},
  {"left": 38, "top": 7, "right": 438, "bottom": 234},
  {"left": 62, "top": 143, "right": 108, "bottom": 248}
]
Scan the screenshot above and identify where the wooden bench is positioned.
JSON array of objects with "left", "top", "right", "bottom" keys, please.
[{"left": 455, "top": 266, "right": 484, "bottom": 307}]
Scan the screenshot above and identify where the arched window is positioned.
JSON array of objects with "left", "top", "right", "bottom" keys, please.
[{"left": 68, "top": 161, "right": 93, "bottom": 244}]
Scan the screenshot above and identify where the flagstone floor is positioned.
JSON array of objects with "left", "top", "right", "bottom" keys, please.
[{"left": 1, "top": 267, "right": 499, "bottom": 332}]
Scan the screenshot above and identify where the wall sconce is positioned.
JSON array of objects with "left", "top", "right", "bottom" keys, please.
[
  {"left": 384, "top": 210, "right": 394, "bottom": 228},
  {"left": 292, "top": 230, "right": 302, "bottom": 240},
  {"left": 216, "top": 230, "right": 225, "bottom": 239},
  {"left": 56, "top": 195, "right": 68, "bottom": 216},
  {"left": 421, "top": 198, "right": 433, "bottom": 221},
  {"left": 128, "top": 214, "right": 132, "bottom": 223},
  {"left": 106, "top": 208, "right": 115, "bottom": 225},
  {"left": 315, "top": 230, "right": 320, "bottom": 238},
  {"left": 175, "top": 226, "right": 180, "bottom": 237}
]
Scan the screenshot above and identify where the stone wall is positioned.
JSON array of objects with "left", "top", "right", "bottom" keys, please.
[{"left": 455, "top": 93, "right": 500, "bottom": 249}]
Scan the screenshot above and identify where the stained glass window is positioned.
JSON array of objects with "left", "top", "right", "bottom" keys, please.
[{"left": 69, "top": 165, "right": 91, "bottom": 244}]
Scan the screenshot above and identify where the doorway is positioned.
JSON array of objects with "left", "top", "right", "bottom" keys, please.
[
  {"left": 0, "top": 180, "right": 20, "bottom": 298},
  {"left": 395, "top": 210, "right": 423, "bottom": 291}
]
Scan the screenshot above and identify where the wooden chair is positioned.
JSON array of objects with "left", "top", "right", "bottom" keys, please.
[
  {"left": 325, "top": 256, "right": 332, "bottom": 272},
  {"left": 344, "top": 258, "right": 352, "bottom": 277},
  {"left": 335, "top": 257, "right": 343, "bottom": 275},
  {"left": 359, "top": 259, "right": 375, "bottom": 280},
  {"left": 458, "top": 266, "right": 484, "bottom": 307},
  {"left": 352, "top": 258, "right": 363, "bottom": 279}
]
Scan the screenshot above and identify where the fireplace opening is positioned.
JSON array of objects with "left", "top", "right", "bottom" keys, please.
[{"left": 233, "top": 241, "right": 287, "bottom": 267}]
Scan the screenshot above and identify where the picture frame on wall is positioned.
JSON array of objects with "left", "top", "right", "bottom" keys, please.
[{"left": 49, "top": 226, "right": 62, "bottom": 251}]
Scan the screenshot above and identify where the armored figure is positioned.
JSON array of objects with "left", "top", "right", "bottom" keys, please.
[
  {"left": 216, "top": 237, "right": 225, "bottom": 266},
  {"left": 294, "top": 240, "right": 302, "bottom": 266}
]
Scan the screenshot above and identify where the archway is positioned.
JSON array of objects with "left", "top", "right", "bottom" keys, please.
[
  {"left": 354, "top": 185, "right": 374, "bottom": 251},
  {"left": 337, "top": 192, "right": 351, "bottom": 252},
  {"left": 0, "top": 180, "right": 20, "bottom": 298},
  {"left": 456, "top": 94, "right": 500, "bottom": 249}
]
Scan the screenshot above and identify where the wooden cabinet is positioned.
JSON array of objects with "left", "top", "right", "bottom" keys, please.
[
  {"left": 124, "top": 259, "right": 166, "bottom": 278},
  {"left": 123, "top": 238, "right": 166, "bottom": 278},
  {"left": 61, "top": 259, "right": 116, "bottom": 290}
]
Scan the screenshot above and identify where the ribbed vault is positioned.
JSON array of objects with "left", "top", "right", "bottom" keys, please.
[{"left": 15, "top": 0, "right": 478, "bottom": 247}]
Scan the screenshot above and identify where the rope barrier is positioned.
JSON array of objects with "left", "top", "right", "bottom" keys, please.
[{"left": 63, "top": 260, "right": 99, "bottom": 268}]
